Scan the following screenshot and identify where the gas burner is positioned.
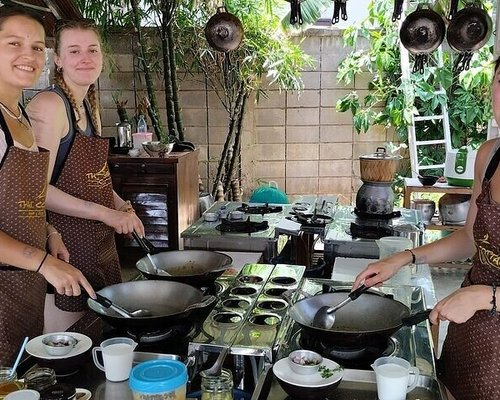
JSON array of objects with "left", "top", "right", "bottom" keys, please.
[
  {"left": 349, "top": 222, "right": 393, "bottom": 239},
  {"left": 216, "top": 218, "right": 269, "bottom": 233},
  {"left": 353, "top": 208, "right": 402, "bottom": 220},
  {"left": 249, "top": 313, "right": 281, "bottom": 326},
  {"left": 127, "top": 321, "right": 195, "bottom": 344},
  {"left": 287, "top": 213, "right": 332, "bottom": 227},
  {"left": 297, "top": 331, "right": 398, "bottom": 369},
  {"left": 237, "top": 203, "right": 283, "bottom": 214}
]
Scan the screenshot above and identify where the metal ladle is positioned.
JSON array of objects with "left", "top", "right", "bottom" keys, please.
[
  {"left": 94, "top": 293, "right": 151, "bottom": 318},
  {"left": 132, "top": 232, "right": 171, "bottom": 276},
  {"left": 312, "top": 284, "right": 369, "bottom": 330},
  {"left": 202, "top": 346, "right": 229, "bottom": 376}
]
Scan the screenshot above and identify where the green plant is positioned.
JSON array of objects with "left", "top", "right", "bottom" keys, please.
[{"left": 336, "top": 0, "right": 494, "bottom": 173}]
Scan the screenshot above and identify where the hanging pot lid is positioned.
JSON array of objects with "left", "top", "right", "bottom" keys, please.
[
  {"left": 205, "top": 7, "right": 244, "bottom": 52},
  {"left": 399, "top": 5, "right": 445, "bottom": 73},
  {"left": 446, "top": 4, "right": 492, "bottom": 53}
]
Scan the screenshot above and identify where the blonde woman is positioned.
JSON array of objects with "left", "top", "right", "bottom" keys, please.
[{"left": 27, "top": 19, "right": 144, "bottom": 332}]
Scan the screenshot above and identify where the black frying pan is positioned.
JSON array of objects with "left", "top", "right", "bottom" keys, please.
[{"left": 288, "top": 290, "right": 431, "bottom": 348}]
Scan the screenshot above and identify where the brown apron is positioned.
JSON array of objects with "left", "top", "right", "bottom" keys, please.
[
  {"left": 0, "top": 112, "right": 48, "bottom": 365},
  {"left": 48, "top": 128, "right": 121, "bottom": 312},
  {"left": 439, "top": 146, "right": 500, "bottom": 399}
]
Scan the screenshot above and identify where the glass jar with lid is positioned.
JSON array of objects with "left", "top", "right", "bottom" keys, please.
[
  {"left": 200, "top": 368, "right": 233, "bottom": 400},
  {"left": 0, "top": 367, "right": 25, "bottom": 399}
]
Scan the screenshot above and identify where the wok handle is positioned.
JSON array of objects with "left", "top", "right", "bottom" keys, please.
[
  {"left": 95, "top": 293, "right": 112, "bottom": 308},
  {"left": 184, "top": 295, "right": 217, "bottom": 312},
  {"left": 401, "top": 309, "right": 432, "bottom": 326},
  {"left": 348, "top": 284, "right": 368, "bottom": 301}
]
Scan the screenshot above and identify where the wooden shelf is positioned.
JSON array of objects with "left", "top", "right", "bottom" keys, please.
[{"left": 404, "top": 177, "right": 472, "bottom": 232}]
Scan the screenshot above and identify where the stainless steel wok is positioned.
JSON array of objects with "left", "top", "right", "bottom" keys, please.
[
  {"left": 87, "top": 280, "right": 215, "bottom": 329},
  {"left": 136, "top": 250, "right": 233, "bottom": 287}
]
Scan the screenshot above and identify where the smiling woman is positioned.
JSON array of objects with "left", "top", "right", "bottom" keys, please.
[
  {"left": 0, "top": 5, "right": 95, "bottom": 367},
  {"left": 26, "top": 18, "right": 145, "bottom": 333}
]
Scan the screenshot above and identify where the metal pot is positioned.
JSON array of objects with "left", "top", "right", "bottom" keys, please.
[
  {"left": 359, "top": 147, "right": 401, "bottom": 183},
  {"left": 288, "top": 290, "right": 430, "bottom": 347},
  {"left": 205, "top": 7, "right": 244, "bottom": 52},
  {"left": 438, "top": 193, "right": 471, "bottom": 225},
  {"left": 87, "top": 281, "right": 216, "bottom": 329},
  {"left": 136, "top": 250, "right": 233, "bottom": 287},
  {"left": 447, "top": 3, "right": 492, "bottom": 72},
  {"left": 411, "top": 199, "right": 435, "bottom": 225},
  {"left": 399, "top": 4, "right": 446, "bottom": 73},
  {"left": 355, "top": 181, "right": 395, "bottom": 215}
]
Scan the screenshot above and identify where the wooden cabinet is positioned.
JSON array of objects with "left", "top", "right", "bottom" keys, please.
[
  {"left": 108, "top": 150, "right": 199, "bottom": 264},
  {"left": 403, "top": 177, "right": 472, "bottom": 231}
]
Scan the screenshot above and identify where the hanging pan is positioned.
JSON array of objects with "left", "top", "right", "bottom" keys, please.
[
  {"left": 399, "top": 4, "right": 446, "bottom": 74},
  {"left": 447, "top": 3, "right": 492, "bottom": 73},
  {"left": 205, "top": 6, "right": 244, "bottom": 52}
]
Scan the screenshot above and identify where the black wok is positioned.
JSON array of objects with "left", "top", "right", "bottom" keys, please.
[
  {"left": 87, "top": 281, "right": 216, "bottom": 329},
  {"left": 136, "top": 250, "right": 233, "bottom": 287},
  {"left": 288, "top": 290, "right": 430, "bottom": 348}
]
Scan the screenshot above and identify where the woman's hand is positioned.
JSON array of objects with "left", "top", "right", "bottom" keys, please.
[
  {"left": 46, "top": 232, "right": 70, "bottom": 262},
  {"left": 39, "top": 254, "right": 96, "bottom": 299},
  {"left": 100, "top": 208, "right": 145, "bottom": 237},
  {"left": 352, "top": 251, "right": 412, "bottom": 289},
  {"left": 429, "top": 285, "right": 492, "bottom": 325}
]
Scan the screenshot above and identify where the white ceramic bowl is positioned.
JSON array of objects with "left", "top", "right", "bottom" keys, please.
[
  {"left": 42, "top": 334, "right": 78, "bottom": 356},
  {"left": 288, "top": 350, "right": 323, "bottom": 375},
  {"left": 142, "top": 141, "right": 174, "bottom": 157},
  {"left": 204, "top": 212, "right": 219, "bottom": 222}
]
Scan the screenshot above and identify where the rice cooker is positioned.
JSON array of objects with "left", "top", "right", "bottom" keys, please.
[{"left": 444, "top": 146, "right": 477, "bottom": 187}]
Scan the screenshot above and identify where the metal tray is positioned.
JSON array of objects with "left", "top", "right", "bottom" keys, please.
[
  {"left": 252, "top": 366, "right": 448, "bottom": 400},
  {"left": 133, "top": 351, "right": 180, "bottom": 365}
]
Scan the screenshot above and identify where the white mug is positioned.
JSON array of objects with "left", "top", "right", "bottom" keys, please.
[
  {"left": 92, "top": 337, "right": 137, "bottom": 382},
  {"left": 371, "top": 356, "right": 419, "bottom": 400}
]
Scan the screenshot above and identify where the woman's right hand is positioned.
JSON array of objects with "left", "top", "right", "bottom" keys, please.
[
  {"left": 39, "top": 254, "right": 96, "bottom": 299},
  {"left": 352, "top": 251, "right": 410, "bottom": 289},
  {"left": 100, "top": 208, "right": 145, "bottom": 237}
]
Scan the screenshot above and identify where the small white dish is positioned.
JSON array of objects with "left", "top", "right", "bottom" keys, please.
[
  {"left": 26, "top": 332, "right": 92, "bottom": 360},
  {"left": 288, "top": 349, "right": 322, "bottom": 375},
  {"left": 273, "top": 356, "right": 343, "bottom": 387},
  {"left": 75, "top": 388, "right": 92, "bottom": 400},
  {"left": 5, "top": 389, "right": 40, "bottom": 400}
]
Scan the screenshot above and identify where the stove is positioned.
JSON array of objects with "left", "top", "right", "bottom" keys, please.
[
  {"left": 323, "top": 205, "right": 424, "bottom": 265},
  {"left": 273, "top": 278, "right": 436, "bottom": 376},
  {"left": 182, "top": 202, "right": 291, "bottom": 262}
]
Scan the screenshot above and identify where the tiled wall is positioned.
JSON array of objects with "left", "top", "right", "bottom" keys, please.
[{"left": 99, "top": 29, "right": 398, "bottom": 204}]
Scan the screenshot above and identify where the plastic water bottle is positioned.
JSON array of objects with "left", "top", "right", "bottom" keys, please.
[{"left": 137, "top": 115, "right": 147, "bottom": 133}]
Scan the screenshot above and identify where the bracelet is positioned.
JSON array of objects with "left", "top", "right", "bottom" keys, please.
[
  {"left": 405, "top": 248, "right": 416, "bottom": 264},
  {"left": 491, "top": 284, "right": 497, "bottom": 315},
  {"left": 119, "top": 200, "right": 135, "bottom": 213},
  {"left": 36, "top": 252, "right": 49, "bottom": 273},
  {"left": 46, "top": 231, "right": 61, "bottom": 240}
]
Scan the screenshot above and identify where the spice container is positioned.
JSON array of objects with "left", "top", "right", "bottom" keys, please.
[
  {"left": 25, "top": 368, "right": 57, "bottom": 392},
  {"left": 0, "top": 368, "right": 25, "bottom": 399},
  {"left": 129, "top": 360, "right": 187, "bottom": 400},
  {"left": 200, "top": 368, "right": 233, "bottom": 400}
]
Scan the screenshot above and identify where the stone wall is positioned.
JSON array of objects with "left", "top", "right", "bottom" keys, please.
[{"left": 98, "top": 28, "right": 397, "bottom": 205}]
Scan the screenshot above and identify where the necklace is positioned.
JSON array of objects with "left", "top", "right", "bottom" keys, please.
[{"left": 0, "top": 101, "right": 22, "bottom": 121}]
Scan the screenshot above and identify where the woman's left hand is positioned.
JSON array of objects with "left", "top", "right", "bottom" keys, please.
[
  {"left": 47, "top": 232, "right": 70, "bottom": 262},
  {"left": 430, "top": 285, "right": 490, "bottom": 325}
]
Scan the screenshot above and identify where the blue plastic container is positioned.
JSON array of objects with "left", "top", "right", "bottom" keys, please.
[{"left": 129, "top": 360, "right": 187, "bottom": 399}]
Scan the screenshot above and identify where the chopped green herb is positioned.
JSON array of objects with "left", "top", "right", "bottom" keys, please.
[{"left": 319, "top": 365, "right": 342, "bottom": 379}]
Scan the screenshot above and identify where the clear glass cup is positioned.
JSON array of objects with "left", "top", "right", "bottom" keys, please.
[
  {"left": 0, "top": 367, "right": 25, "bottom": 399},
  {"left": 200, "top": 368, "right": 233, "bottom": 400},
  {"left": 25, "top": 367, "right": 57, "bottom": 392}
]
